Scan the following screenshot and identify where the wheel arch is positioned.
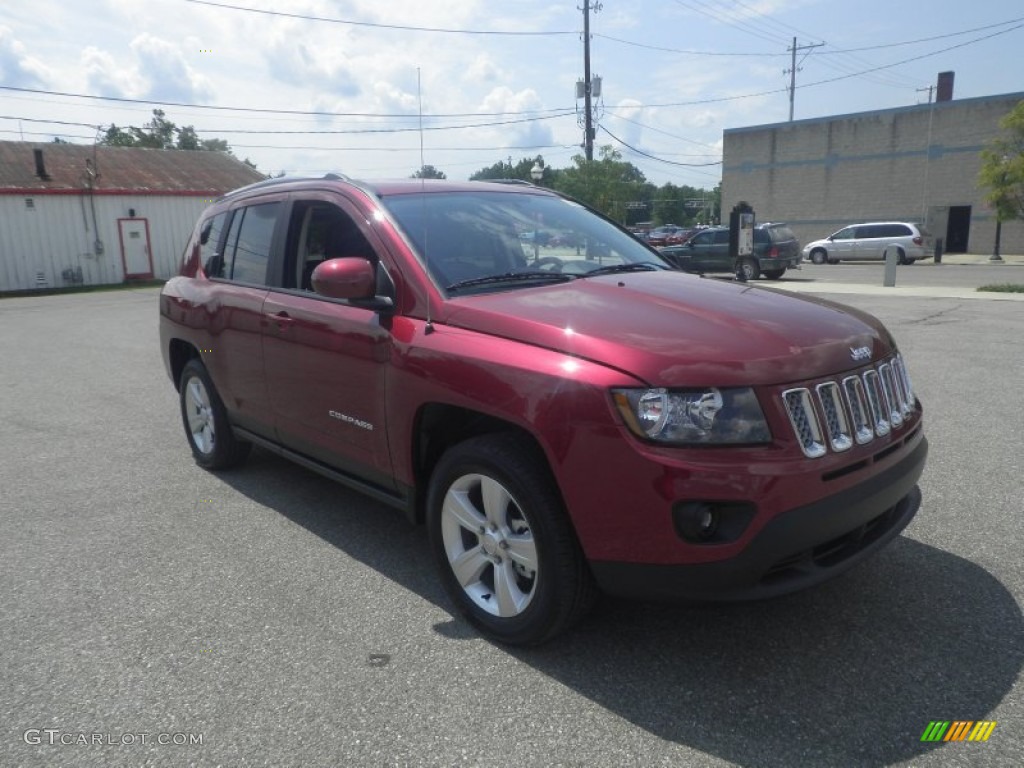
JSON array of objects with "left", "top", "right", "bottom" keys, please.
[
  {"left": 410, "top": 403, "right": 555, "bottom": 525},
  {"left": 168, "top": 338, "right": 201, "bottom": 392}
]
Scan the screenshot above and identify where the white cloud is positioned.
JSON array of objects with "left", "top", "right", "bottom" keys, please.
[
  {"left": 130, "top": 33, "right": 214, "bottom": 103},
  {"left": 81, "top": 46, "right": 143, "bottom": 98},
  {"left": 0, "top": 25, "right": 51, "bottom": 87}
]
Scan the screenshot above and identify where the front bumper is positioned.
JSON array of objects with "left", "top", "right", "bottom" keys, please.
[{"left": 589, "top": 436, "right": 927, "bottom": 601}]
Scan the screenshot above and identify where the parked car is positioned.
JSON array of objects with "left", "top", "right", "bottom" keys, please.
[
  {"left": 646, "top": 225, "right": 688, "bottom": 247},
  {"left": 160, "top": 176, "right": 926, "bottom": 645},
  {"left": 659, "top": 223, "right": 802, "bottom": 280},
  {"left": 664, "top": 227, "right": 696, "bottom": 246},
  {"left": 802, "top": 222, "right": 932, "bottom": 265}
]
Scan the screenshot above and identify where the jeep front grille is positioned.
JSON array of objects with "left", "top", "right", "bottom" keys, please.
[{"left": 783, "top": 354, "right": 914, "bottom": 458}]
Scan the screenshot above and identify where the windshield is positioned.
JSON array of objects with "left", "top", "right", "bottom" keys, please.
[{"left": 380, "top": 190, "right": 666, "bottom": 293}]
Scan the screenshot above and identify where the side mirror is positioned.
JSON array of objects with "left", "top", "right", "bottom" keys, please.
[{"left": 311, "top": 257, "right": 376, "bottom": 300}]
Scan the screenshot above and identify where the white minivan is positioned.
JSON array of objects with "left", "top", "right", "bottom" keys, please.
[{"left": 803, "top": 222, "right": 932, "bottom": 265}]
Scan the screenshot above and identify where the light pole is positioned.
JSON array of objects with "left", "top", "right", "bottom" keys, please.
[
  {"left": 530, "top": 159, "right": 545, "bottom": 261},
  {"left": 530, "top": 160, "right": 544, "bottom": 185}
]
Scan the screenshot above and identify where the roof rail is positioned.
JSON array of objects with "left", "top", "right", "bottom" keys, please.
[{"left": 222, "top": 172, "right": 351, "bottom": 199}]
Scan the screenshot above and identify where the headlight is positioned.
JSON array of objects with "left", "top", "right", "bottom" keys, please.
[{"left": 612, "top": 387, "right": 771, "bottom": 445}]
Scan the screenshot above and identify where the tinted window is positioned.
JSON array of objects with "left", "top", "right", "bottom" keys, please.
[
  {"left": 690, "top": 231, "right": 715, "bottom": 246},
  {"left": 227, "top": 202, "right": 281, "bottom": 284},
  {"left": 286, "top": 202, "right": 375, "bottom": 290},
  {"left": 712, "top": 230, "right": 730, "bottom": 245},
  {"left": 766, "top": 225, "right": 795, "bottom": 242},
  {"left": 200, "top": 212, "right": 228, "bottom": 277},
  {"left": 833, "top": 227, "right": 856, "bottom": 240},
  {"left": 881, "top": 224, "right": 911, "bottom": 238},
  {"left": 856, "top": 225, "right": 885, "bottom": 239},
  {"left": 381, "top": 191, "right": 664, "bottom": 290}
]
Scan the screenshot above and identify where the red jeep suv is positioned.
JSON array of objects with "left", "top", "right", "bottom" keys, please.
[{"left": 159, "top": 175, "right": 927, "bottom": 645}]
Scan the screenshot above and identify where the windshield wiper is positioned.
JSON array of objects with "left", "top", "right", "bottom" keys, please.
[
  {"left": 446, "top": 271, "right": 576, "bottom": 293},
  {"left": 579, "top": 262, "right": 664, "bottom": 278}
]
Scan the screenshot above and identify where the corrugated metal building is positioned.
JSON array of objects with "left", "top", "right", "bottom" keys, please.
[
  {"left": 721, "top": 91, "right": 1024, "bottom": 256},
  {"left": 0, "top": 142, "right": 265, "bottom": 292}
]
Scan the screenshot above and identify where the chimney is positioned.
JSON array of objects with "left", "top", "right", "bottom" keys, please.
[
  {"left": 936, "top": 71, "right": 955, "bottom": 102},
  {"left": 33, "top": 148, "right": 51, "bottom": 180}
]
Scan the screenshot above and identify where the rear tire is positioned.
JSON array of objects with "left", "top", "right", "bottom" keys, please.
[
  {"left": 179, "top": 358, "right": 252, "bottom": 469},
  {"left": 427, "top": 433, "right": 596, "bottom": 645},
  {"left": 738, "top": 258, "right": 760, "bottom": 281},
  {"left": 896, "top": 248, "right": 908, "bottom": 265},
  {"left": 762, "top": 268, "right": 786, "bottom": 280}
]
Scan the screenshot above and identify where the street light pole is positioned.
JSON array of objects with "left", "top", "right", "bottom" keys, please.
[{"left": 530, "top": 159, "right": 545, "bottom": 262}]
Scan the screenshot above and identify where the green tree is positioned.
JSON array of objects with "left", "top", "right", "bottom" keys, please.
[
  {"left": 98, "top": 109, "right": 239, "bottom": 158},
  {"left": 412, "top": 164, "right": 446, "bottom": 179},
  {"left": 470, "top": 156, "right": 540, "bottom": 182},
  {"left": 979, "top": 100, "right": 1024, "bottom": 223},
  {"left": 553, "top": 146, "right": 647, "bottom": 221}
]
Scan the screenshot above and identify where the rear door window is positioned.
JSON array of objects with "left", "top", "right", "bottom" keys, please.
[{"left": 225, "top": 202, "right": 282, "bottom": 285}]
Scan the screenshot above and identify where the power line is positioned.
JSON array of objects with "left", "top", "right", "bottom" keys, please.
[
  {"left": 183, "top": 0, "right": 576, "bottom": 36},
  {"left": 0, "top": 85, "right": 572, "bottom": 119},
  {"left": 599, "top": 125, "right": 722, "bottom": 168}
]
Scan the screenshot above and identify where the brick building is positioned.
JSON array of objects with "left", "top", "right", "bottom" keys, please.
[{"left": 721, "top": 91, "right": 1024, "bottom": 256}]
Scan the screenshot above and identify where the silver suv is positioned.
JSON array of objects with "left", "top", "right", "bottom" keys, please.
[{"left": 803, "top": 222, "right": 932, "bottom": 265}]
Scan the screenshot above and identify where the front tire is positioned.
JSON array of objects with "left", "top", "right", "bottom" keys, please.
[
  {"left": 179, "top": 358, "right": 251, "bottom": 469},
  {"left": 810, "top": 249, "right": 827, "bottom": 265},
  {"left": 427, "top": 434, "right": 596, "bottom": 645}
]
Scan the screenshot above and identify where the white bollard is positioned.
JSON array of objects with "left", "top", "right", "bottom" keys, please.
[{"left": 883, "top": 248, "right": 898, "bottom": 287}]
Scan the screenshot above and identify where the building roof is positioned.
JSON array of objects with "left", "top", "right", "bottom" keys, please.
[
  {"left": 0, "top": 141, "right": 266, "bottom": 196},
  {"left": 723, "top": 90, "right": 1024, "bottom": 136}
]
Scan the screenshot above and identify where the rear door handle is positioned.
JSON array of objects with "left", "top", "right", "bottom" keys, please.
[{"left": 266, "top": 311, "right": 295, "bottom": 332}]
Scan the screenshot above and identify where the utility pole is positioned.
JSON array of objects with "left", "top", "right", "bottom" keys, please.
[
  {"left": 785, "top": 36, "right": 823, "bottom": 121},
  {"left": 580, "top": 1, "right": 601, "bottom": 160},
  {"left": 916, "top": 85, "right": 934, "bottom": 104}
]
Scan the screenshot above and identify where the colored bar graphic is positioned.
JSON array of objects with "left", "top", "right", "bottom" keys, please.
[
  {"left": 945, "top": 721, "right": 973, "bottom": 741},
  {"left": 921, "top": 720, "right": 996, "bottom": 742},
  {"left": 921, "top": 721, "right": 949, "bottom": 742},
  {"left": 969, "top": 721, "right": 997, "bottom": 742}
]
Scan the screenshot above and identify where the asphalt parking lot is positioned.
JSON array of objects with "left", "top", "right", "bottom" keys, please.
[{"left": 1, "top": 283, "right": 1021, "bottom": 767}]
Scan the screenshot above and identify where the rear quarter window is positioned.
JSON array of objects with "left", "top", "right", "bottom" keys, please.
[{"left": 199, "top": 212, "right": 228, "bottom": 277}]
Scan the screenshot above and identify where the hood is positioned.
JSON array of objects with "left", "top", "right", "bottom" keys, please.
[{"left": 439, "top": 271, "right": 893, "bottom": 387}]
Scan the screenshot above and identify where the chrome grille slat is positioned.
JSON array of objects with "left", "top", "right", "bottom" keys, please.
[
  {"left": 842, "top": 376, "right": 874, "bottom": 444},
  {"left": 862, "top": 370, "right": 891, "bottom": 437},
  {"left": 878, "top": 363, "right": 904, "bottom": 428},
  {"left": 783, "top": 388, "right": 826, "bottom": 458},
  {"left": 816, "top": 382, "right": 852, "bottom": 452},
  {"left": 783, "top": 354, "right": 916, "bottom": 458}
]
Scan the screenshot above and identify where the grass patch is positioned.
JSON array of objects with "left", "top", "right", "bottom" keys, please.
[
  {"left": 977, "top": 283, "right": 1024, "bottom": 293},
  {"left": 0, "top": 279, "right": 165, "bottom": 299}
]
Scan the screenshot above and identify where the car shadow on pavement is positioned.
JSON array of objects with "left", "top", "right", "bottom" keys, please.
[{"left": 219, "top": 448, "right": 1022, "bottom": 768}]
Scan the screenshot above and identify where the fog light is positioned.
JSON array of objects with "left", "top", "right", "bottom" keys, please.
[{"left": 674, "top": 502, "right": 719, "bottom": 542}]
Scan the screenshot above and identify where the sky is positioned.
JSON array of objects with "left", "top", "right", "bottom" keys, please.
[{"left": 1, "top": 0, "right": 1022, "bottom": 189}]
